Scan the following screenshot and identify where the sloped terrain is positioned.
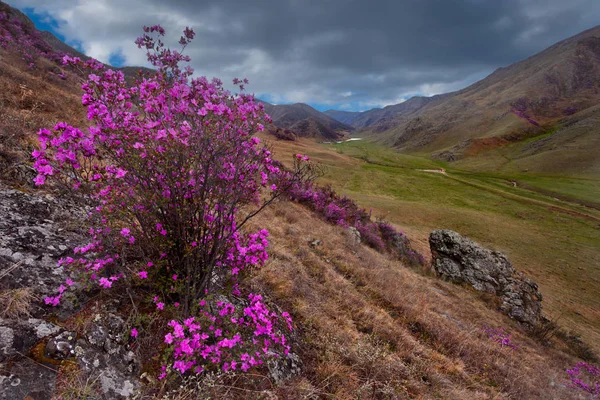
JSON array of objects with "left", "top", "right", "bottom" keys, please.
[
  {"left": 262, "top": 101, "right": 353, "bottom": 140},
  {"left": 325, "top": 94, "right": 450, "bottom": 130},
  {"left": 0, "top": 2, "right": 598, "bottom": 398},
  {"left": 326, "top": 26, "right": 600, "bottom": 176},
  {"left": 239, "top": 202, "right": 587, "bottom": 399}
]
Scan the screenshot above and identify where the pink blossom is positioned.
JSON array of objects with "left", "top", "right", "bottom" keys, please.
[{"left": 99, "top": 277, "right": 112, "bottom": 288}]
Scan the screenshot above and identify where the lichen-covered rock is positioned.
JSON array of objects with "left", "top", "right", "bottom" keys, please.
[
  {"left": 0, "top": 318, "right": 60, "bottom": 362},
  {"left": 267, "top": 351, "right": 302, "bottom": 384},
  {"left": 74, "top": 312, "right": 140, "bottom": 399},
  {"left": 0, "top": 358, "right": 57, "bottom": 400},
  {"left": 429, "top": 229, "right": 543, "bottom": 327},
  {"left": 0, "top": 184, "right": 86, "bottom": 303}
]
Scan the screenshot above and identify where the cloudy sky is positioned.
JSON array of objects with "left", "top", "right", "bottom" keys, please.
[{"left": 11, "top": 0, "right": 600, "bottom": 111}]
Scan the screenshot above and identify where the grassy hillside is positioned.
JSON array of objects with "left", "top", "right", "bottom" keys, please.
[
  {"left": 328, "top": 26, "right": 600, "bottom": 177},
  {"left": 263, "top": 135, "right": 600, "bottom": 354}
]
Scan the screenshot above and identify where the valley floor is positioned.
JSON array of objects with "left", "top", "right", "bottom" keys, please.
[{"left": 262, "top": 135, "right": 600, "bottom": 355}]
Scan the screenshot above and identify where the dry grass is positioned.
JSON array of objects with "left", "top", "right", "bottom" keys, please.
[
  {"left": 52, "top": 363, "right": 102, "bottom": 400},
  {"left": 0, "top": 48, "right": 85, "bottom": 187},
  {"left": 0, "top": 287, "right": 35, "bottom": 318},
  {"left": 241, "top": 201, "right": 582, "bottom": 399}
]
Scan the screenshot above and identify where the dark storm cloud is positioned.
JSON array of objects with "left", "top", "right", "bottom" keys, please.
[{"left": 11, "top": 0, "right": 600, "bottom": 110}]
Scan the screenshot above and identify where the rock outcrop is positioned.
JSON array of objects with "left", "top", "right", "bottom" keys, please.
[
  {"left": 0, "top": 185, "right": 140, "bottom": 399},
  {"left": 429, "top": 229, "right": 543, "bottom": 327},
  {"left": 0, "top": 184, "right": 86, "bottom": 302}
]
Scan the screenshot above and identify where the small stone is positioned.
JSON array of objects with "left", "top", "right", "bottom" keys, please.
[{"left": 45, "top": 331, "right": 77, "bottom": 360}]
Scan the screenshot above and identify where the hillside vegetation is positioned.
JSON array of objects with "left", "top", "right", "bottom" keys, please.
[
  {"left": 264, "top": 136, "right": 600, "bottom": 357},
  {"left": 1, "top": 2, "right": 599, "bottom": 398}
]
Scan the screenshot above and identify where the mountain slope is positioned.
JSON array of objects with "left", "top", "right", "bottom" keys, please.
[
  {"left": 326, "top": 94, "right": 451, "bottom": 130},
  {"left": 323, "top": 109, "right": 362, "bottom": 125},
  {"left": 331, "top": 26, "right": 600, "bottom": 176},
  {"left": 261, "top": 101, "right": 353, "bottom": 140}
]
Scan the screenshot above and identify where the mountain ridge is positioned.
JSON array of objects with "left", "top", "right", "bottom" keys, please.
[
  {"left": 325, "top": 25, "right": 600, "bottom": 176},
  {"left": 260, "top": 100, "right": 353, "bottom": 140}
]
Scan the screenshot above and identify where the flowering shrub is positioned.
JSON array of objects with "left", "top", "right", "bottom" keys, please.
[
  {"left": 355, "top": 221, "right": 386, "bottom": 252},
  {"left": 162, "top": 294, "right": 292, "bottom": 376},
  {"left": 287, "top": 181, "right": 424, "bottom": 266},
  {"left": 566, "top": 361, "right": 600, "bottom": 397},
  {"left": 482, "top": 326, "right": 518, "bottom": 350},
  {"left": 33, "top": 24, "right": 317, "bottom": 379}
]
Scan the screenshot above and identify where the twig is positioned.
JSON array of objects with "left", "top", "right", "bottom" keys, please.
[
  {"left": 15, "top": 351, "right": 58, "bottom": 373},
  {"left": 0, "top": 260, "right": 23, "bottom": 280}
]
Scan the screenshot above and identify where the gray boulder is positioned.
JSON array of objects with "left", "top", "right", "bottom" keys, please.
[{"left": 429, "top": 229, "right": 543, "bottom": 327}]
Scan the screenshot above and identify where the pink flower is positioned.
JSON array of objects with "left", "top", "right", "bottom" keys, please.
[
  {"left": 164, "top": 333, "right": 174, "bottom": 344},
  {"left": 99, "top": 277, "right": 112, "bottom": 288},
  {"left": 131, "top": 328, "right": 138, "bottom": 337},
  {"left": 34, "top": 175, "right": 46, "bottom": 186},
  {"left": 115, "top": 168, "right": 127, "bottom": 178},
  {"left": 120, "top": 228, "right": 130, "bottom": 237},
  {"left": 138, "top": 271, "right": 148, "bottom": 279},
  {"left": 156, "top": 302, "right": 165, "bottom": 310},
  {"left": 172, "top": 274, "right": 177, "bottom": 281}
]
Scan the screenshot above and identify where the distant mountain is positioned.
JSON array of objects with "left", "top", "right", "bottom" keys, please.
[
  {"left": 326, "top": 94, "right": 451, "bottom": 130},
  {"left": 323, "top": 110, "right": 362, "bottom": 125},
  {"left": 327, "top": 25, "right": 600, "bottom": 176},
  {"left": 261, "top": 101, "right": 353, "bottom": 140}
]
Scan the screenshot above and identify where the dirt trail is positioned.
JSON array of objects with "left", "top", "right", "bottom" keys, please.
[
  {"left": 420, "top": 168, "right": 447, "bottom": 175},
  {"left": 422, "top": 168, "right": 600, "bottom": 222}
]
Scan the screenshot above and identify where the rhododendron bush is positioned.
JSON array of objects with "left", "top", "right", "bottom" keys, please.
[
  {"left": 33, "top": 25, "right": 317, "bottom": 378},
  {"left": 288, "top": 182, "right": 425, "bottom": 266}
]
